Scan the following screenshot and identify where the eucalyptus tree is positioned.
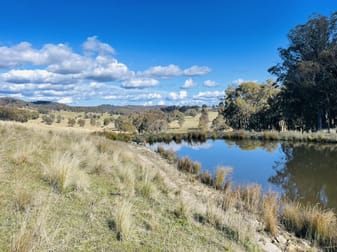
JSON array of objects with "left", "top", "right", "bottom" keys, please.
[
  {"left": 269, "top": 12, "right": 337, "bottom": 130},
  {"left": 222, "top": 81, "right": 279, "bottom": 130}
]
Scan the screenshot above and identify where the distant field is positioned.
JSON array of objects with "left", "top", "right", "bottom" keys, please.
[
  {"left": 26, "top": 110, "right": 219, "bottom": 133},
  {"left": 168, "top": 111, "right": 218, "bottom": 133}
]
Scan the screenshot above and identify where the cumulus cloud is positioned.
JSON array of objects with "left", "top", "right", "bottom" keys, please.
[
  {"left": 0, "top": 37, "right": 215, "bottom": 105},
  {"left": 122, "top": 78, "right": 159, "bottom": 88},
  {"left": 82, "top": 36, "right": 115, "bottom": 55},
  {"left": 141, "top": 64, "right": 211, "bottom": 78},
  {"left": 2, "top": 69, "right": 75, "bottom": 84},
  {"left": 183, "top": 65, "right": 211, "bottom": 76},
  {"left": 169, "top": 90, "right": 187, "bottom": 100},
  {"left": 142, "top": 64, "right": 182, "bottom": 78},
  {"left": 181, "top": 78, "right": 196, "bottom": 89},
  {"left": 203, "top": 80, "right": 218, "bottom": 87}
]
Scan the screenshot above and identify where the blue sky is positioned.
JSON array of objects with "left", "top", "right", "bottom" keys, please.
[{"left": 0, "top": 0, "right": 336, "bottom": 106}]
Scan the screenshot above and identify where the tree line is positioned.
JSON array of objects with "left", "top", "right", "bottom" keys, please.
[{"left": 218, "top": 12, "right": 337, "bottom": 132}]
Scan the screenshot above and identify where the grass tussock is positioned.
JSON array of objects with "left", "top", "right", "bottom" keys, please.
[
  {"left": 11, "top": 206, "right": 46, "bottom": 252},
  {"left": 215, "top": 166, "right": 232, "bottom": 190},
  {"left": 262, "top": 192, "right": 279, "bottom": 236},
  {"left": 114, "top": 200, "right": 133, "bottom": 241},
  {"left": 14, "top": 185, "right": 34, "bottom": 212},
  {"left": 238, "top": 184, "right": 261, "bottom": 213},
  {"left": 174, "top": 196, "right": 190, "bottom": 222},
  {"left": 192, "top": 161, "right": 201, "bottom": 175},
  {"left": 156, "top": 146, "right": 177, "bottom": 163},
  {"left": 137, "top": 166, "right": 155, "bottom": 199},
  {"left": 42, "top": 151, "right": 89, "bottom": 193},
  {"left": 200, "top": 170, "right": 213, "bottom": 186},
  {"left": 282, "top": 202, "right": 337, "bottom": 246},
  {"left": 177, "top": 157, "right": 193, "bottom": 173}
]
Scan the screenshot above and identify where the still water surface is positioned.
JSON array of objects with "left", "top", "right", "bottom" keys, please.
[{"left": 149, "top": 139, "right": 337, "bottom": 210}]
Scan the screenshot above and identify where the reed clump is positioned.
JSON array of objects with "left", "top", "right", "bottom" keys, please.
[
  {"left": 214, "top": 166, "right": 232, "bottom": 190},
  {"left": 281, "top": 202, "right": 337, "bottom": 246},
  {"left": 262, "top": 192, "right": 279, "bottom": 236}
]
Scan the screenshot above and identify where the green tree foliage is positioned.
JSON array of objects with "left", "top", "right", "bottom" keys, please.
[
  {"left": 103, "top": 117, "right": 111, "bottom": 126},
  {"left": 42, "top": 114, "right": 55, "bottom": 125},
  {"left": 269, "top": 12, "right": 337, "bottom": 130},
  {"left": 222, "top": 81, "right": 280, "bottom": 130},
  {"left": 212, "top": 102, "right": 230, "bottom": 131},
  {"left": 68, "top": 118, "right": 76, "bottom": 127},
  {"left": 0, "top": 106, "right": 39, "bottom": 122},
  {"left": 115, "top": 116, "right": 137, "bottom": 133},
  {"left": 130, "top": 110, "right": 168, "bottom": 133},
  {"left": 77, "top": 119, "right": 85, "bottom": 127}
]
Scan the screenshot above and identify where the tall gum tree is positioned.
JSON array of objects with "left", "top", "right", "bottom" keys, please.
[{"left": 269, "top": 12, "right": 337, "bottom": 131}]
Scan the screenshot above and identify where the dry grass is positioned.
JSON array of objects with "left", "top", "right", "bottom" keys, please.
[
  {"left": 0, "top": 121, "right": 326, "bottom": 251},
  {"left": 192, "top": 162, "right": 201, "bottom": 175},
  {"left": 11, "top": 205, "right": 46, "bottom": 252},
  {"left": 174, "top": 194, "right": 190, "bottom": 222},
  {"left": 115, "top": 200, "right": 133, "bottom": 241},
  {"left": 262, "top": 192, "right": 279, "bottom": 236},
  {"left": 282, "top": 201, "right": 337, "bottom": 246},
  {"left": 42, "top": 151, "right": 89, "bottom": 193},
  {"left": 14, "top": 185, "right": 34, "bottom": 212},
  {"left": 238, "top": 184, "right": 261, "bottom": 213},
  {"left": 215, "top": 166, "right": 232, "bottom": 190}
]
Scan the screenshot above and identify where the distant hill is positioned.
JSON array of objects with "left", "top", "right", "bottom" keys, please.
[{"left": 0, "top": 97, "right": 200, "bottom": 115}]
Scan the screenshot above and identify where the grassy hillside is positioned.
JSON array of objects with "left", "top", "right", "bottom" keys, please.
[
  {"left": 0, "top": 122, "right": 328, "bottom": 251},
  {"left": 0, "top": 122, "right": 243, "bottom": 251}
]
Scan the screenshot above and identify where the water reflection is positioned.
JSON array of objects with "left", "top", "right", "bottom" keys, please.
[
  {"left": 149, "top": 139, "right": 337, "bottom": 210},
  {"left": 269, "top": 143, "right": 337, "bottom": 210}
]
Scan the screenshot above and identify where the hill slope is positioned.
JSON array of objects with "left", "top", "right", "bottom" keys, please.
[{"left": 0, "top": 122, "right": 313, "bottom": 251}]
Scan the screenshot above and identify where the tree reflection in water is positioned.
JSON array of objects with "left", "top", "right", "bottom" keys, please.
[{"left": 269, "top": 143, "right": 337, "bottom": 210}]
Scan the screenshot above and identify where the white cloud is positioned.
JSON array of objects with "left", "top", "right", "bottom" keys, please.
[
  {"left": 122, "top": 78, "right": 159, "bottom": 88},
  {"left": 0, "top": 38, "right": 217, "bottom": 105},
  {"left": 169, "top": 90, "right": 187, "bottom": 100},
  {"left": 2, "top": 69, "right": 75, "bottom": 84},
  {"left": 85, "top": 56, "right": 133, "bottom": 82},
  {"left": 181, "top": 78, "right": 196, "bottom": 89},
  {"left": 142, "top": 64, "right": 182, "bottom": 78},
  {"left": 83, "top": 36, "right": 115, "bottom": 55},
  {"left": 204, "top": 80, "right": 218, "bottom": 87},
  {"left": 141, "top": 64, "right": 211, "bottom": 78},
  {"left": 232, "top": 78, "right": 258, "bottom": 85},
  {"left": 183, "top": 65, "right": 211, "bottom": 76}
]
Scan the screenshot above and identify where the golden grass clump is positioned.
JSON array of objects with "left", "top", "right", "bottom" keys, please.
[
  {"left": 215, "top": 166, "right": 232, "bottom": 190},
  {"left": 11, "top": 206, "right": 46, "bottom": 252},
  {"left": 177, "top": 157, "right": 193, "bottom": 173},
  {"left": 262, "top": 192, "right": 279, "bottom": 236},
  {"left": 192, "top": 162, "right": 201, "bottom": 175},
  {"left": 137, "top": 166, "right": 155, "bottom": 199},
  {"left": 200, "top": 170, "right": 212, "bottom": 186},
  {"left": 174, "top": 196, "right": 190, "bottom": 222},
  {"left": 281, "top": 201, "right": 303, "bottom": 235},
  {"left": 206, "top": 203, "right": 224, "bottom": 229},
  {"left": 282, "top": 202, "right": 337, "bottom": 245},
  {"left": 115, "top": 200, "right": 133, "bottom": 241},
  {"left": 238, "top": 184, "right": 261, "bottom": 213},
  {"left": 43, "top": 151, "right": 89, "bottom": 193},
  {"left": 14, "top": 186, "right": 34, "bottom": 212}
]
